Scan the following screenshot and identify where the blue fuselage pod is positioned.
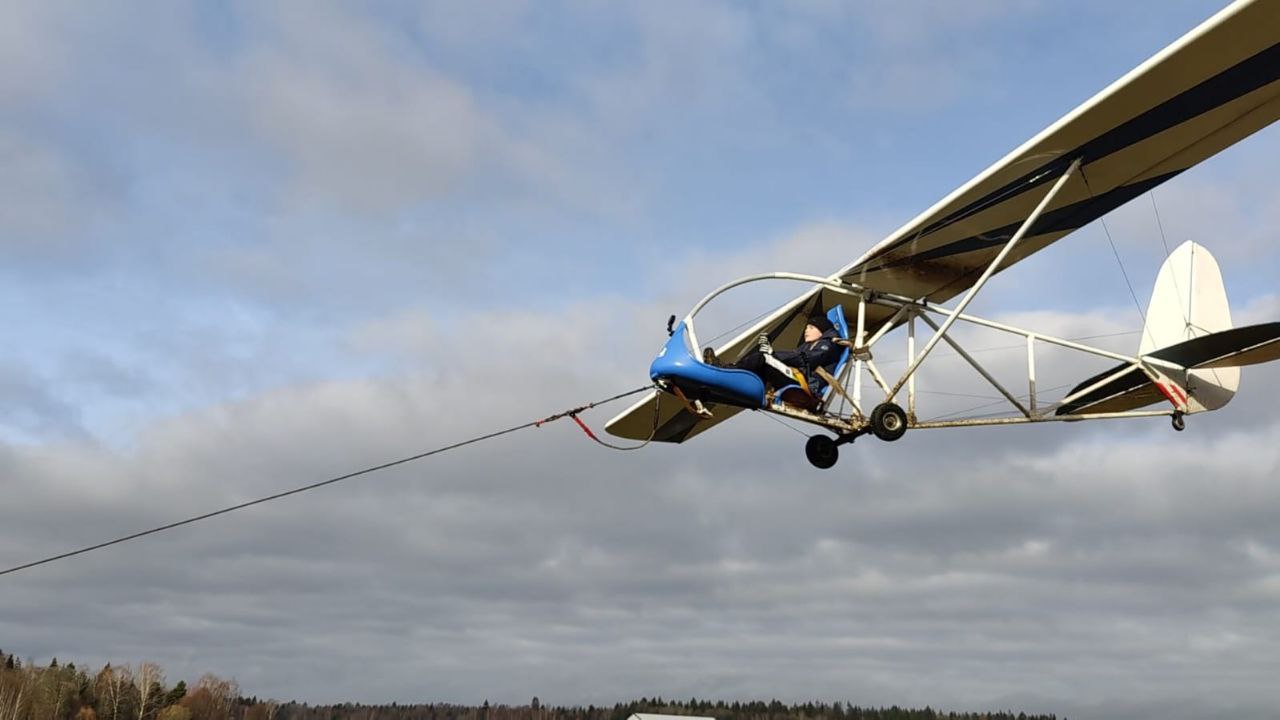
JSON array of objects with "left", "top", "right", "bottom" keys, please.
[{"left": 649, "top": 322, "right": 766, "bottom": 408}]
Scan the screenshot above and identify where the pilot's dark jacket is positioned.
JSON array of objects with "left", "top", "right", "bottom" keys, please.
[
  {"left": 734, "top": 328, "right": 844, "bottom": 395},
  {"left": 773, "top": 328, "right": 844, "bottom": 393}
]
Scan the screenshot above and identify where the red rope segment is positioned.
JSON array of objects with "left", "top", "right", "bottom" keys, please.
[
  {"left": 571, "top": 414, "right": 601, "bottom": 441},
  {"left": 562, "top": 391, "right": 663, "bottom": 452}
]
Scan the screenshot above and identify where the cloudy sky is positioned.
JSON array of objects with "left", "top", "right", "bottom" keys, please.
[{"left": 3, "top": 1, "right": 1280, "bottom": 719}]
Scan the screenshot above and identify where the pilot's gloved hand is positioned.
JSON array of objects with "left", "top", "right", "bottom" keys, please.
[{"left": 757, "top": 333, "right": 773, "bottom": 355}]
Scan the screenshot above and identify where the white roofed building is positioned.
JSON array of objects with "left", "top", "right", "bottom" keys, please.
[{"left": 628, "top": 714, "right": 716, "bottom": 720}]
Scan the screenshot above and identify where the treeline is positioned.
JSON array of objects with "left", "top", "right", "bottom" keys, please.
[
  {"left": 274, "top": 698, "right": 1059, "bottom": 720},
  {"left": 1, "top": 650, "right": 1059, "bottom": 720},
  {"left": 0, "top": 650, "right": 254, "bottom": 720}
]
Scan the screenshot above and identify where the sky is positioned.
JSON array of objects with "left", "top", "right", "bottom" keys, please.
[{"left": 3, "top": 1, "right": 1280, "bottom": 719}]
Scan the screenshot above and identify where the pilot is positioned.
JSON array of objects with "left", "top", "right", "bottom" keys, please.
[{"left": 730, "top": 314, "right": 843, "bottom": 396}]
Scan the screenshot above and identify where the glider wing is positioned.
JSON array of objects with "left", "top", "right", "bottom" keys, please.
[{"left": 608, "top": 0, "right": 1280, "bottom": 442}]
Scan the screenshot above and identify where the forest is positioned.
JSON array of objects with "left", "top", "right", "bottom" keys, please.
[{"left": 0, "top": 650, "right": 1060, "bottom": 720}]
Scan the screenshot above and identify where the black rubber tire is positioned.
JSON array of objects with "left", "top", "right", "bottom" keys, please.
[
  {"left": 870, "top": 402, "right": 908, "bottom": 442},
  {"left": 1172, "top": 413, "right": 1185, "bottom": 432},
  {"left": 805, "top": 435, "right": 839, "bottom": 469}
]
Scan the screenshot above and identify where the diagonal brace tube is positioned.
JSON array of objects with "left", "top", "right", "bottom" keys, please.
[
  {"left": 917, "top": 312, "right": 1029, "bottom": 417},
  {"left": 889, "top": 158, "right": 1080, "bottom": 401}
]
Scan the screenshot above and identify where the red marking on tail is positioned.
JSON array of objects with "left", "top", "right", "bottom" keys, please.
[{"left": 1157, "top": 382, "right": 1187, "bottom": 408}]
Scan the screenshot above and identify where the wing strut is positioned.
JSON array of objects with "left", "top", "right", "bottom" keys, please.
[{"left": 888, "top": 158, "right": 1082, "bottom": 401}]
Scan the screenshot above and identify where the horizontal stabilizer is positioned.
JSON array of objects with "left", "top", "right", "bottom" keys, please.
[
  {"left": 1057, "top": 322, "right": 1280, "bottom": 416},
  {"left": 1148, "top": 322, "right": 1280, "bottom": 369},
  {"left": 1056, "top": 365, "right": 1162, "bottom": 416}
]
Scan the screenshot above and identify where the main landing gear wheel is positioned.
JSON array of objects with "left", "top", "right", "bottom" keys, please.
[
  {"left": 805, "top": 435, "right": 839, "bottom": 469},
  {"left": 870, "top": 402, "right": 908, "bottom": 442},
  {"left": 1171, "top": 412, "right": 1186, "bottom": 432}
]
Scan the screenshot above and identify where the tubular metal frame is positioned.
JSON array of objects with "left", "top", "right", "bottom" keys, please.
[
  {"left": 674, "top": 158, "right": 1179, "bottom": 434},
  {"left": 678, "top": 272, "right": 1177, "bottom": 433}
]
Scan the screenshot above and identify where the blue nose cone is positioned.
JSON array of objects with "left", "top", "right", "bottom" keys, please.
[
  {"left": 649, "top": 322, "right": 700, "bottom": 382},
  {"left": 650, "top": 322, "right": 765, "bottom": 408}
]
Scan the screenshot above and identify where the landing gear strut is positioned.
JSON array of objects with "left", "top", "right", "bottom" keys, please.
[{"left": 804, "top": 405, "right": 909, "bottom": 467}]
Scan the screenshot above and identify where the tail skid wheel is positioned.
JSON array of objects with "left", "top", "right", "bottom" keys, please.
[
  {"left": 1172, "top": 412, "right": 1186, "bottom": 432},
  {"left": 870, "top": 402, "right": 908, "bottom": 442},
  {"left": 805, "top": 435, "right": 839, "bottom": 469}
]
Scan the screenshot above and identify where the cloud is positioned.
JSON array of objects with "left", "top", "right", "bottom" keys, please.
[
  {"left": 0, "top": 362, "right": 85, "bottom": 442},
  {"left": 838, "top": 0, "right": 1042, "bottom": 113},
  {"left": 0, "top": 127, "right": 113, "bottom": 265},
  {"left": 0, "top": 3, "right": 69, "bottom": 103},
  {"left": 344, "top": 307, "right": 442, "bottom": 363},
  {"left": 6, "top": 283, "right": 1280, "bottom": 714},
  {"left": 5, "top": 2, "right": 1280, "bottom": 718},
  {"left": 224, "top": 3, "right": 638, "bottom": 223},
  {"left": 572, "top": 2, "right": 758, "bottom": 131},
  {"left": 1237, "top": 294, "right": 1280, "bottom": 325},
  {"left": 239, "top": 4, "right": 491, "bottom": 213}
]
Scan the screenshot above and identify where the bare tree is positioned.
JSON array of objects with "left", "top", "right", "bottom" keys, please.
[
  {"left": 95, "top": 665, "right": 136, "bottom": 720},
  {"left": 135, "top": 665, "right": 163, "bottom": 720},
  {"left": 0, "top": 675, "right": 29, "bottom": 720},
  {"left": 181, "top": 676, "right": 237, "bottom": 720},
  {"left": 36, "top": 664, "right": 74, "bottom": 720}
]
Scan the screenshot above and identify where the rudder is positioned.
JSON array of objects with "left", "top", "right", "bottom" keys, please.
[{"left": 1141, "top": 241, "right": 1238, "bottom": 412}]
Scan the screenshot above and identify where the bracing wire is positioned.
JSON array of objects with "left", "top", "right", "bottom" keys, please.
[
  {"left": 757, "top": 409, "right": 813, "bottom": 438},
  {"left": 705, "top": 308, "right": 774, "bottom": 346},
  {"left": 0, "top": 385, "right": 654, "bottom": 578},
  {"left": 1149, "top": 189, "right": 1173, "bottom": 259},
  {"left": 1149, "top": 189, "right": 1192, "bottom": 330},
  {"left": 923, "top": 382, "right": 1075, "bottom": 422},
  {"left": 1099, "top": 215, "right": 1148, "bottom": 327},
  {"left": 871, "top": 330, "right": 1139, "bottom": 366},
  {"left": 1080, "top": 168, "right": 1148, "bottom": 332}
]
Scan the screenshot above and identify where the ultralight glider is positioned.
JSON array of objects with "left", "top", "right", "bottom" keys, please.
[{"left": 605, "top": 0, "right": 1280, "bottom": 468}]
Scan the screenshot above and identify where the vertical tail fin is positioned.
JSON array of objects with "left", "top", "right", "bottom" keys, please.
[
  {"left": 1057, "top": 242, "right": 1278, "bottom": 418},
  {"left": 1140, "top": 241, "right": 1238, "bottom": 412}
]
